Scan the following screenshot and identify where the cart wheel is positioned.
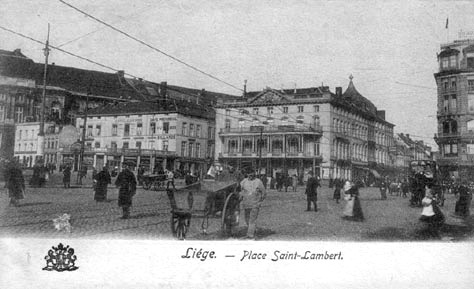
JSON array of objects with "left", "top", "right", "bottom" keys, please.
[
  {"left": 143, "top": 181, "right": 151, "bottom": 190},
  {"left": 221, "top": 192, "right": 239, "bottom": 236},
  {"left": 171, "top": 213, "right": 190, "bottom": 240}
]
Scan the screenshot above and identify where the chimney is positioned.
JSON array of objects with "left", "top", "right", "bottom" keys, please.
[
  {"left": 117, "top": 70, "right": 125, "bottom": 77},
  {"left": 335, "top": 87, "right": 342, "bottom": 96},
  {"left": 294, "top": 83, "right": 297, "bottom": 94},
  {"left": 160, "top": 81, "right": 167, "bottom": 99},
  {"left": 13, "top": 48, "right": 21, "bottom": 55},
  {"left": 376, "top": 110, "right": 386, "bottom": 120},
  {"left": 243, "top": 80, "right": 247, "bottom": 98}
]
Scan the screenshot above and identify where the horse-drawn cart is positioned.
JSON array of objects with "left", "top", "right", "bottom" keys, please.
[
  {"left": 166, "top": 180, "right": 241, "bottom": 240},
  {"left": 141, "top": 174, "right": 167, "bottom": 191}
]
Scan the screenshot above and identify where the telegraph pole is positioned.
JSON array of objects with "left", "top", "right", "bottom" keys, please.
[
  {"left": 77, "top": 93, "right": 89, "bottom": 184},
  {"left": 37, "top": 24, "right": 50, "bottom": 161}
]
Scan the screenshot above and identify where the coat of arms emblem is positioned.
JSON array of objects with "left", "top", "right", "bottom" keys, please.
[{"left": 43, "top": 243, "right": 78, "bottom": 271}]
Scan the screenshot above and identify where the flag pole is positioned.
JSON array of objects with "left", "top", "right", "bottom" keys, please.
[{"left": 446, "top": 17, "right": 449, "bottom": 43}]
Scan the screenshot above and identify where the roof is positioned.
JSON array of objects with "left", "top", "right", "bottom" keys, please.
[
  {"left": 341, "top": 77, "right": 377, "bottom": 115},
  {"left": 85, "top": 99, "right": 215, "bottom": 120},
  {"left": 438, "top": 47, "right": 460, "bottom": 58}
]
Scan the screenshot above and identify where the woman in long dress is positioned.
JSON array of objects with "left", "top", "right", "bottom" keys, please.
[
  {"left": 94, "top": 167, "right": 111, "bottom": 202},
  {"left": 342, "top": 181, "right": 364, "bottom": 221},
  {"left": 4, "top": 160, "right": 25, "bottom": 206}
]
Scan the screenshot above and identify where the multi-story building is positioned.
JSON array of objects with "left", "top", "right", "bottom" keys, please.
[
  {"left": 393, "top": 133, "right": 432, "bottom": 178},
  {"left": 13, "top": 122, "right": 60, "bottom": 167},
  {"left": 434, "top": 38, "right": 474, "bottom": 180},
  {"left": 215, "top": 76, "right": 395, "bottom": 181},
  {"left": 75, "top": 99, "right": 216, "bottom": 176}
]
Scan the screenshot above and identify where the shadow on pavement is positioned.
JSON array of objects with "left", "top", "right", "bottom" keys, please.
[{"left": 128, "top": 212, "right": 167, "bottom": 219}]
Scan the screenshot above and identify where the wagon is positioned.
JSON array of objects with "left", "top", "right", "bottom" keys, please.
[
  {"left": 166, "top": 180, "right": 241, "bottom": 240},
  {"left": 141, "top": 174, "right": 167, "bottom": 191}
]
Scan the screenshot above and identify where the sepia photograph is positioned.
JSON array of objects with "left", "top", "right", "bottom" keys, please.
[{"left": 1, "top": 0, "right": 474, "bottom": 288}]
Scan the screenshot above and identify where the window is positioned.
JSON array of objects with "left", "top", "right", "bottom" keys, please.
[
  {"left": 86, "top": 142, "right": 92, "bottom": 149},
  {"left": 468, "top": 144, "right": 474, "bottom": 154},
  {"left": 443, "top": 95, "right": 449, "bottom": 112},
  {"left": 196, "top": 143, "right": 201, "bottom": 158},
  {"left": 196, "top": 125, "right": 201, "bottom": 137},
  {"left": 449, "top": 55, "right": 457, "bottom": 68},
  {"left": 112, "top": 124, "right": 118, "bottom": 136},
  {"left": 111, "top": 142, "right": 117, "bottom": 149},
  {"left": 225, "top": 119, "right": 231, "bottom": 129},
  {"left": 450, "top": 95, "right": 457, "bottom": 112},
  {"left": 467, "top": 53, "right": 474, "bottom": 68},
  {"left": 188, "top": 143, "right": 194, "bottom": 157},
  {"left": 312, "top": 116, "right": 320, "bottom": 128},
  {"left": 468, "top": 120, "right": 474, "bottom": 132},
  {"left": 136, "top": 123, "right": 142, "bottom": 136},
  {"left": 441, "top": 57, "right": 449, "bottom": 69},
  {"left": 136, "top": 141, "right": 142, "bottom": 149},
  {"left": 182, "top": 122, "right": 187, "bottom": 135},
  {"left": 149, "top": 141, "right": 155, "bottom": 149},
  {"left": 87, "top": 125, "right": 93, "bottom": 137},
  {"left": 253, "top": 108, "right": 259, "bottom": 115},
  {"left": 0, "top": 105, "right": 4, "bottom": 121},
  {"left": 314, "top": 105, "right": 319, "bottom": 112},
  {"left": 283, "top": 106, "right": 288, "bottom": 113},
  {"left": 189, "top": 123, "right": 195, "bottom": 136},
  {"left": 451, "top": 78, "right": 457, "bottom": 91},
  {"left": 298, "top": 106, "right": 304, "bottom": 113},
  {"left": 94, "top": 142, "right": 100, "bottom": 148},
  {"left": 18, "top": 130, "right": 22, "bottom": 140},
  {"left": 124, "top": 124, "right": 130, "bottom": 136},
  {"left": 442, "top": 79, "right": 449, "bottom": 92},
  {"left": 163, "top": 122, "right": 169, "bottom": 134},
  {"left": 14, "top": 107, "right": 23, "bottom": 122},
  {"left": 238, "top": 119, "right": 245, "bottom": 128},
  {"left": 468, "top": 80, "right": 474, "bottom": 92},
  {"left": 150, "top": 122, "right": 156, "bottom": 134},
  {"left": 225, "top": 109, "right": 231, "bottom": 115},
  {"left": 267, "top": 107, "right": 273, "bottom": 114},
  {"left": 181, "top": 141, "right": 187, "bottom": 156},
  {"left": 123, "top": 142, "right": 129, "bottom": 149},
  {"left": 443, "top": 143, "right": 457, "bottom": 156},
  {"left": 162, "top": 140, "right": 168, "bottom": 151},
  {"left": 96, "top": 125, "right": 101, "bottom": 136}
]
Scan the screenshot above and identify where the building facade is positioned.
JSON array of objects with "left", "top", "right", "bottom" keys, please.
[
  {"left": 75, "top": 100, "right": 216, "bottom": 176},
  {"left": 434, "top": 38, "right": 474, "bottom": 180},
  {"left": 215, "top": 77, "right": 395, "bottom": 181}
]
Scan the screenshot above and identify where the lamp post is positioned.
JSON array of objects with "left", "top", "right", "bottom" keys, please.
[{"left": 258, "top": 121, "right": 268, "bottom": 176}]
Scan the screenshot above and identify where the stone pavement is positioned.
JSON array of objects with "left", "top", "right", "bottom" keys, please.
[{"left": 0, "top": 174, "right": 472, "bottom": 241}]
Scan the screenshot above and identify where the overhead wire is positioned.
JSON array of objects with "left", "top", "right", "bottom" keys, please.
[{"left": 59, "top": 0, "right": 244, "bottom": 93}]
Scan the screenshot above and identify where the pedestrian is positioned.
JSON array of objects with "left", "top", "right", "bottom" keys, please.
[
  {"left": 63, "top": 165, "right": 71, "bottom": 188},
  {"left": 166, "top": 169, "right": 176, "bottom": 190},
  {"left": 333, "top": 178, "right": 342, "bottom": 203},
  {"left": 79, "top": 165, "right": 87, "bottom": 185},
  {"left": 239, "top": 168, "right": 266, "bottom": 240},
  {"left": 93, "top": 166, "right": 111, "bottom": 202},
  {"left": 342, "top": 180, "right": 364, "bottom": 221},
  {"left": 292, "top": 174, "right": 298, "bottom": 192},
  {"left": 419, "top": 185, "right": 445, "bottom": 232},
  {"left": 4, "top": 159, "right": 25, "bottom": 207},
  {"left": 454, "top": 181, "right": 472, "bottom": 218},
  {"left": 30, "top": 163, "right": 41, "bottom": 187},
  {"left": 305, "top": 171, "right": 320, "bottom": 211},
  {"left": 115, "top": 161, "right": 137, "bottom": 219},
  {"left": 401, "top": 179, "right": 409, "bottom": 198}
]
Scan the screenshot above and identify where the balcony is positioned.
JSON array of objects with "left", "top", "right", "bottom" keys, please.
[
  {"left": 219, "top": 125, "right": 322, "bottom": 135},
  {"left": 434, "top": 132, "right": 460, "bottom": 140}
]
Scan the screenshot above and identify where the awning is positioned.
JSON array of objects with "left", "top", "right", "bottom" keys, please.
[{"left": 370, "top": 169, "right": 382, "bottom": 179}]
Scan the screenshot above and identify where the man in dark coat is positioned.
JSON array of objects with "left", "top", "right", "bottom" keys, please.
[
  {"left": 94, "top": 167, "right": 111, "bottom": 202},
  {"left": 4, "top": 160, "right": 25, "bottom": 206},
  {"left": 115, "top": 162, "right": 137, "bottom": 219},
  {"left": 305, "top": 171, "right": 320, "bottom": 211},
  {"left": 63, "top": 166, "right": 71, "bottom": 188}
]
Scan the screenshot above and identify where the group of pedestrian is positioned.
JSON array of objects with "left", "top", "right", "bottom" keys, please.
[{"left": 30, "top": 162, "right": 49, "bottom": 188}]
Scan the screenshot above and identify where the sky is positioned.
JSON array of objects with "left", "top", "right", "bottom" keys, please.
[{"left": 2, "top": 0, "right": 474, "bottom": 150}]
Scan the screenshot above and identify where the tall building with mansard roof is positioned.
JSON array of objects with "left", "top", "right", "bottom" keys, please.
[
  {"left": 434, "top": 38, "right": 474, "bottom": 180},
  {"left": 215, "top": 76, "right": 395, "bottom": 182}
]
